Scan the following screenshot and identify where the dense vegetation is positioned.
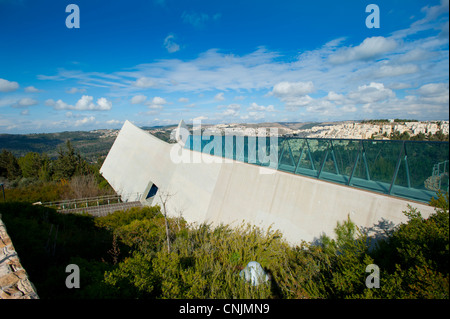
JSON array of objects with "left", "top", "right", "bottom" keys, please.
[
  {"left": 0, "top": 192, "right": 447, "bottom": 299},
  {"left": 0, "top": 130, "right": 116, "bottom": 161},
  {"left": 0, "top": 141, "right": 113, "bottom": 202},
  {"left": 388, "top": 130, "right": 449, "bottom": 141}
]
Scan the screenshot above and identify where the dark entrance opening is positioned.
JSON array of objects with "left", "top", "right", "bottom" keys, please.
[{"left": 146, "top": 183, "right": 159, "bottom": 200}]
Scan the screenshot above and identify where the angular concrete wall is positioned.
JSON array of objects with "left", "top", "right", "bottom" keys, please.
[{"left": 100, "top": 121, "right": 437, "bottom": 245}]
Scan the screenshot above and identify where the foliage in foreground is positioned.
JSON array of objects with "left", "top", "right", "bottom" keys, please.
[
  {"left": 311, "top": 191, "right": 449, "bottom": 299},
  {"left": 0, "top": 192, "right": 448, "bottom": 299}
]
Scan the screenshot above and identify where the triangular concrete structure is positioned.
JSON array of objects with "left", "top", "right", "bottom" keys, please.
[{"left": 100, "top": 120, "right": 437, "bottom": 245}]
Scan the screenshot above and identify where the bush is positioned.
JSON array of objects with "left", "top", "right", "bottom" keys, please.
[
  {"left": 102, "top": 220, "right": 288, "bottom": 299},
  {"left": 294, "top": 192, "right": 449, "bottom": 299},
  {"left": 1, "top": 192, "right": 448, "bottom": 299},
  {"left": 368, "top": 192, "right": 449, "bottom": 299},
  {"left": 4, "top": 181, "right": 69, "bottom": 203}
]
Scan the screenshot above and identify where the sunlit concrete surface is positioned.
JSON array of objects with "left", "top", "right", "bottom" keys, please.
[{"left": 100, "top": 120, "right": 437, "bottom": 245}]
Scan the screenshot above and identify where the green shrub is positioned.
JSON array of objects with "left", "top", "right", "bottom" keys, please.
[
  {"left": 1, "top": 192, "right": 448, "bottom": 299},
  {"left": 102, "top": 221, "right": 288, "bottom": 299},
  {"left": 368, "top": 192, "right": 449, "bottom": 299}
]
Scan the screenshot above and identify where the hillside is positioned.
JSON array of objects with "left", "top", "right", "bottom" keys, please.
[
  {"left": 0, "top": 130, "right": 117, "bottom": 162},
  {"left": 0, "top": 125, "right": 180, "bottom": 162}
]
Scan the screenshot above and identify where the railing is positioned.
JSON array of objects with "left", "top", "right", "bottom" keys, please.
[
  {"left": 427, "top": 160, "right": 449, "bottom": 192},
  {"left": 41, "top": 193, "right": 144, "bottom": 211},
  {"left": 185, "top": 135, "right": 449, "bottom": 203}
]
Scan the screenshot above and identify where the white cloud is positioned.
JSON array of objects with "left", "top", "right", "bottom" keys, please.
[
  {"left": 246, "top": 111, "right": 266, "bottom": 121},
  {"left": 397, "top": 48, "right": 433, "bottom": 63},
  {"left": 24, "top": 86, "right": 41, "bottom": 93},
  {"left": 241, "top": 103, "right": 275, "bottom": 121},
  {"left": 66, "top": 87, "right": 86, "bottom": 94},
  {"left": 286, "top": 95, "right": 314, "bottom": 108},
  {"left": 271, "top": 81, "right": 315, "bottom": 108},
  {"left": 163, "top": 34, "right": 180, "bottom": 53},
  {"left": 326, "top": 91, "right": 345, "bottom": 102},
  {"left": 329, "top": 37, "right": 398, "bottom": 64},
  {"left": 131, "top": 94, "right": 147, "bottom": 104},
  {"left": 106, "top": 119, "right": 123, "bottom": 125},
  {"left": 347, "top": 82, "right": 395, "bottom": 104},
  {"left": 390, "top": 0, "right": 449, "bottom": 41},
  {"left": 324, "top": 37, "right": 347, "bottom": 48},
  {"left": 75, "top": 95, "right": 96, "bottom": 110},
  {"left": 304, "top": 99, "right": 336, "bottom": 115},
  {"left": 151, "top": 96, "right": 167, "bottom": 105},
  {"left": 222, "top": 109, "right": 239, "bottom": 116},
  {"left": 415, "top": 0, "right": 449, "bottom": 27},
  {"left": 416, "top": 82, "right": 449, "bottom": 97},
  {"left": 130, "top": 95, "right": 167, "bottom": 110},
  {"left": 0, "top": 78, "right": 19, "bottom": 92},
  {"left": 11, "top": 97, "right": 38, "bottom": 108},
  {"left": 271, "top": 81, "right": 315, "bottom": 97},
  {"left": 214, "top": 92, "right": 225, "bottom": 101},
  {"left": 114, "top": 47, "right": 284, "bottom": 93},
  {"left": 147, "top": 96, "right": 167, "bottom": 110},
  {"left": 178, "top": 97, "right": 189, "bottom": 103},
  {"left": 219, "top": 103, "right": 240, "bottom": 110},
  {"left": 0, "top": 97, "right": 18, "bottom": 108},
  {"left": 45, "top": 95, "right": 112, "bottom": 111},
  {"left": 248, "top": 102, "right": 274, "bottom": 112},
  {"left": 219, "top": 103, "right": 240, "bottom": 117},
  {"left": 388, "top": 83, "right": 412, "bottom": 90},
  {"left": 74, "top": 116, "right": 95, "bottom": 126},
  {"left": 415, "top": 82, "right": 449, "bottom": 104},
  {"left": 133, "top": 77, "right": 158, "bottom": 88},
  {"left": 45, "top": 99, "right": 69, "bottom": 109},
  {"left": 192, "top": 115, "right": 208, "bottom": 122},
  {"left": 373, "top": 64, "right": 419, "bottom": 78},
  {"left": 96, "top": 97, "right": 113, "bottom": 110},
  {"left": 0, "top": 118, "right": 18, "bottom": 131}
]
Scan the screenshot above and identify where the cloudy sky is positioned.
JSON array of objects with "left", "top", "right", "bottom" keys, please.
[{"left": 0, "top": 0, "right": 448, "bottom": 133}]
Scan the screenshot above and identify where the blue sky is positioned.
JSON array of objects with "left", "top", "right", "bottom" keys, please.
[{"left": 0, "top": 0, "right": 448, "bottom": 133}]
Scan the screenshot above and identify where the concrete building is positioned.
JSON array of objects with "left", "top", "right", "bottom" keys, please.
[{"left": 100, "top": 120, "right": 437, "bottom": 245}]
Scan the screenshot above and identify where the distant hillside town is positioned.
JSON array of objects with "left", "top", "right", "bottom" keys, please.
[
  {"left": 90, "top": 119, "right": 449, "bottom": 141},
  {"left": 291, "top": 120, "right": 449, "bottom": 140},
  {"left": 183, "top": 119, "right": 449, "bottom": 140}
]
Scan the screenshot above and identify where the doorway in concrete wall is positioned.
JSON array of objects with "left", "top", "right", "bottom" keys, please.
[{"left": 144, "top": 183, "right": 159, "bottom": 205}]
